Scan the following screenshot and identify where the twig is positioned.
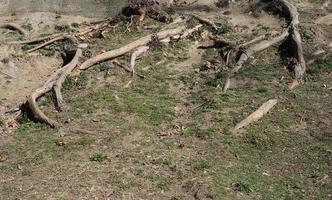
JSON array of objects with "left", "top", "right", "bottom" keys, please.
[
  {"left": 26, "top": 35, "right": 77, "bottom": 53},
  {"left": 232, "top": 99, "right": 278, "bottom": 132}
]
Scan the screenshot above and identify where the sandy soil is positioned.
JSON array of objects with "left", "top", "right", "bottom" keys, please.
[{"left": 0, "top": 12, "right": 95, "bottom": 113}]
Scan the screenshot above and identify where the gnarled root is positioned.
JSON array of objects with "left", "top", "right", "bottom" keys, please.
[
  {"left": 222, "top": 0, "right": 306, "bottom": 92},
  {"left": 27, "top": 48, "right": 83, "bottom": 127},
  {"left": 223, "top": 30, "right": 290, "bottom": 91},
  {"left": 0, "top": 23, "right": 28, "bottom": 36},
  {"left": 130, "top": 46, "right": 150, "bottom": 76},
  {"left": 79, "top": 26, "right": 187, "bottom": 70}
]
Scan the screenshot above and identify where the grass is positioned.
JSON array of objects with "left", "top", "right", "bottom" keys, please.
[{"left": 90, "top": 153, "right": 108, "bottom": 162}]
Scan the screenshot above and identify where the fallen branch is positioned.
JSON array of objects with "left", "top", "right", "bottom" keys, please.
[
  {"left": 0, "top": 23, "right": 28, "bottom": 36},
  {"left": 232, "top": 99, "right": 278, "bottom": 132},
  {"left": 79, "top": 26, "right": 188, "bottom": 70},
  {"left": 27, "top": 47, "right": 83, "bottom": 127}
]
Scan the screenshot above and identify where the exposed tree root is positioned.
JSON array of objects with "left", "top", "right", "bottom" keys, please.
[
  {"left": 79, "top": 26, "right": 187, "bottom": 70},
  {"left": 27, "top": 47, "right": 83, "bottom": 127},
  {"left": 0, "top": 23, "right": 28, "bottom": 36},
  {"left": 8, "top": 33, "right": 64, "bottom": 45},
  {"left": 223, "top": 29, "right": 290, "bottom": 91},
  {"left": 130, "top": 46, "right": 150, "bottom": 76},
  {"left": 231, "top": 99, "right": 278, "bottom": 133},
  {"left": 112, "top": 60, "right": 145, "bottom": 79},
  {"left": 189, "top": 14, "right": 218, "bottom": 31},
  {"left": 222, "top": 0, "right": 306, "bottom": 92}
]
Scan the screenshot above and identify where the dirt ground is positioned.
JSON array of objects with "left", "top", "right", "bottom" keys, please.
[{"left": 0, "top": 0, "right": 331, "bottom": 199}]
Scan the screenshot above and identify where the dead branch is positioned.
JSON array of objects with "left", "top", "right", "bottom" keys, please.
[
  {"left": 0, "top": 23, "right": 28, "bottom": 36},
  {"left": 27, "top": 47, "right": 83, "bottom": 127},
  {"left": 26, "top": 35, "right": 77, "bottom": 53},
  {"left": 232, "top": 99, "right": 278, "bottom": 132},
  {"left": 130, "top": 46, "right": 150, "bottom": 76},
  {"left": 79, "top": 26, "right": 188, "bottom": 70},
  {"left": 189, "top": 14, "right": 218, "bottom": 31}
]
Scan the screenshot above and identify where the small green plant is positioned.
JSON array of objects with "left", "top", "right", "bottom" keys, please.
[
  {"left": 55, "top": 24, "right": 73, "bottom": 32},
  {"left": 257, "top": 86, "right": 268, "bottom": 93},
  {"left": 233, "top": 181, "right": 253, "bottom": 193},
  {"left": 22, "top": 44, "right": 34, "bottom": 51},
  {"left": 0, "top": 116, "right": 4, "bottom": 127},
  {"left": 244, "top": 132, "right": 271, "bottom": 149},
  {"left": 190, "top": 158, "right": 213, "bottom": 170},
  {"left": 152, "top": 157, "right": 172, "bottom": 166},
  {"left": 71, "top": 22, "right": 80, "bottom": 28},
  {"left": 157, "top": 175, "right": 173, "bottom": 191},
  {"left": 75, "top": 136, "right": 95, "bottom": 146},
  {"left": 90, "top": 153, "right": 108, "bottom": 162},
  {"left": 22, "top": 23, "right": 33, "bottom": 31},
  {"left": 109, "top": 174, "right": 137, "bottom": 190}
]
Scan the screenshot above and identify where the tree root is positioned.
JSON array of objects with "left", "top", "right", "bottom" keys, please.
[
  {"left": 0, "top": 23, "right": 28, "bottom": 36},
  {"left": 189, "top": 14, "right": 218, "bottom": 31},
  {"left": 222, "top": 0, "right": 306, "bottom": 92},
  {"left": 8, "top": 33, "right": 64, "bottom": 45},
  {"left": 223, "top": 29, "right": 290, "bottom": 91},
  {"left": 27, "top": 47, "right": 83, "bottom": 127},
  {"left": 26, "top": 35, "right": 78, "bottom": 53},
  {"left": 130, "top": 46, "right": 150, "bottom": 76},
  {"left": 79, "top": 26, "right": 188, "bottom": 70},
  {"left": 112, "top": 60, "right": 145, "bottom": 79},
  {"left": 231, "top": 99, "right": 278, "bottom": 133}
]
